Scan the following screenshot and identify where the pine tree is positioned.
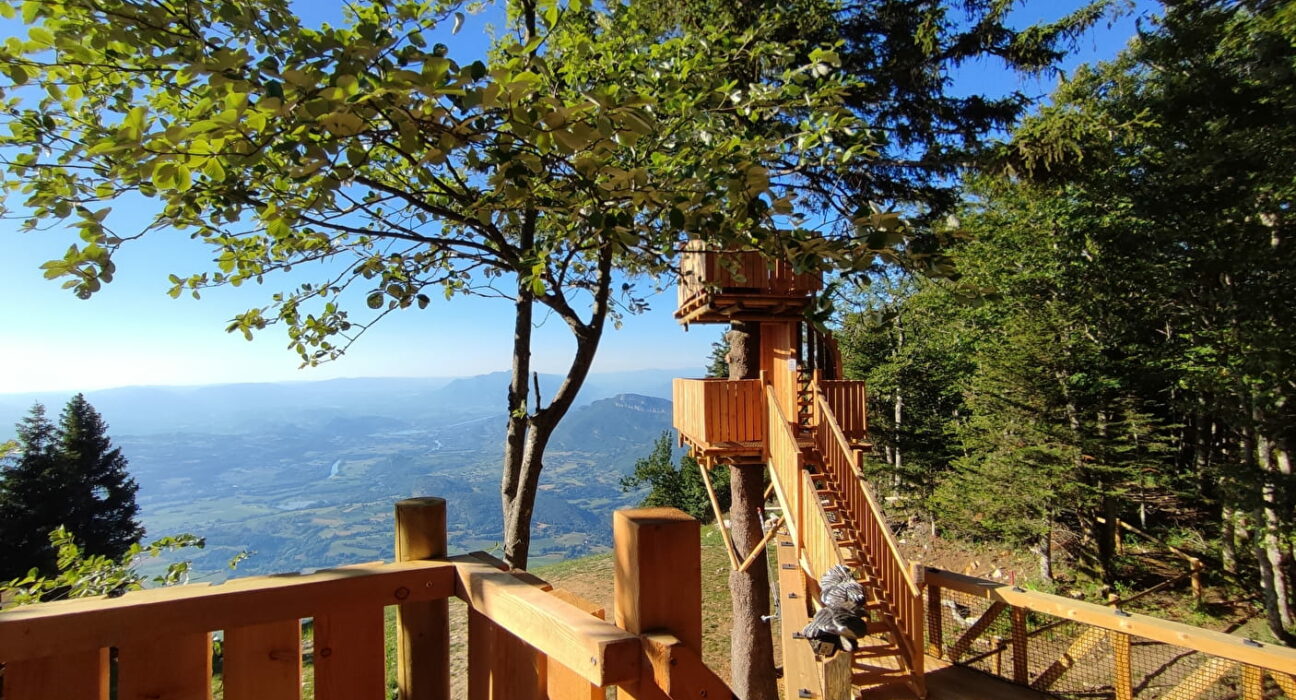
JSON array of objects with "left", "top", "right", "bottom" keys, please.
[
  {"left": 0, "top": 397, "right": 143, "bottom": 581},
  {"left": 0, "top": 404, "right": 64, "bottom": 580},
  {"left": 56, "top": 394, "right": 143, "bottom": 561}
]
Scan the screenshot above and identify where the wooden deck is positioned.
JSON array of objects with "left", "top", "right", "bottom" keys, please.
[{"left": 858, "top": 659, "right": 1056, "bottom": 700}]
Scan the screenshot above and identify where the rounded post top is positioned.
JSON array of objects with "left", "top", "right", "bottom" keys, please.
[{"left": 396, "top": 496, "right": 447, "bottom": 509}]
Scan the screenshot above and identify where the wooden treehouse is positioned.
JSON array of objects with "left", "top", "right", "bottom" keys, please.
[
  {"left": 2, "top": 253, "right": 1294, "bottom": 700},
  {"left": 670, "top": 246, "right": 1296, "bottom": 700}
]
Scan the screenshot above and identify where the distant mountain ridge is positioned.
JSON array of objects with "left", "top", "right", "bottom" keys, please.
[{"left": 0, "top": 369, "right": 691, "bottom": 436}]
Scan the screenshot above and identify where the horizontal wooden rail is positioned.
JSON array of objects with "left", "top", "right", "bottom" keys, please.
[
  {"left": 452, "top": 554, "right": 643, "bottom": 688},
  {"left": 925, "top": 567, "right": 1296, "bottom": 676},
  {"left": 0, "top": 559, "right": 454, "bottom": 663}
]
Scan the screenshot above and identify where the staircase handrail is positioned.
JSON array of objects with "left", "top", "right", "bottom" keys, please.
[
  {"left": 763, "top": 383, "right": 802, "bottom": 546},
  {"left": 811, "top": 380, "right": 918, "bottom": 597}
]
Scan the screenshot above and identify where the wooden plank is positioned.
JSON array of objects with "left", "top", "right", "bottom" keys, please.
[
  {"left": 1011, "top": 606, "right": 1030, "bottom": 685},
  {"left": 1242, "top": 664, "right": 1264, "bottom": 700},
  {"left": 546, "top": 589, "right": 605, "bottom": 700},
  {"left": 927, "top": 585, "right": 945, "bottom": 658},
  {"left": 738, "top": 515, "right": 783, "bottom": 573},
  {"left": 2, "top": 647, "right": 108, "bottom": 700},
  {"left": 0, "top": 559, "right": 454, "bottom": 662},
  {"left": 641, "top": 633, "right": 735, "bottom": 700},
  {"left": 1031, "top": 625, "right": 1105, "bottom": 689},
  {"left": 453, "top": 553, "right": 641, "bottom": 688},
  {"left": 947, "top": 602, "right": 1007, "bottom": 662},
  {"left": 925, "top": 568, "right": 1296, "bottom": 675},
  {"left": 1112, "top": 631, "right": 1133, "bottom": 700},
  {"left": 775, "top": 532, "right": 822, "bottom": 700},
  {"left": 697, "top": 458, "right": 741, "bottom": 569},
  {"left": 222, "top": 619, "right": 301, "bottom": 700},
  {"left": 118, "top": 632, "right": 212, "bottom": 700},
  {"left": 395, "top": 497, "right": 451, "bottom": 700},
  {"left": 313, "top": 603, "right": 386, "bottom": 700},
  {"left": 1159, "top": 657, "right": 1237, "bottom": 700},
  {"left": 1270, "top": 669, "right": 1296, "bottom": 697},
  {"left": 467, "top": 608, "right": 496, "bottom": 700}
]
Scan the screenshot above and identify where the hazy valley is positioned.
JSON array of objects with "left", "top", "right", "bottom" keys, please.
[{"left": 0, "top": 370, "right": 686, "bottom": 578}]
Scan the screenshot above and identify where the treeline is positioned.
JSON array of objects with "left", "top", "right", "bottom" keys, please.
[{"left": 840, "top": 1, "right": 1295, "bottom": 644}]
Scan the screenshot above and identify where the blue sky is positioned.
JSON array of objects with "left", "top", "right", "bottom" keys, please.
[{"left": 0, "top": 0, "right": 1156, "bottom": 394}]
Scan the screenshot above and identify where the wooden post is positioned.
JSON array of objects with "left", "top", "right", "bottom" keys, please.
[
  {"left": 1010, "top": 606, "right": 1029, "bottom": 685},
  {"left": 926, "top": 585, "right": 945, "bottom": 658},
  {"left": 614, "top": 507, "right": 702, "bottom": 700},
  {"left": 395, "top": 497, "right": 450, "bottom": 700},
  {"left": 1112, "top": 631, "right": 1133, "bottom": 700}
]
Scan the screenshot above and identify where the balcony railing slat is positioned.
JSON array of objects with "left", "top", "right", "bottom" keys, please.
[
  {"left": 222, "top": 619, "right": 302, "bottom": 700},
  {"left": 117, "top": 631, "right": 212, "bottom": 700},
  {"left": 2, "top": 647, "right": 108, "bottom": 700},
  {"left": 313, "top": 603, "right": 386, "bottom": 700}
]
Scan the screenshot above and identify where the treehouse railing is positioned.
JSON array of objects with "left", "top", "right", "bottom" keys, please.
[
  {"left": 0, "top": 498, "right": 736, "bottom": 700},
  {"left": 765, "top": 383, "right": 804, "bottom": 548},
  {"left": 925, "top": 568, "right": 1296, "bottom": 700},
  {"left": 810, "top": 380, "right": 924, "bottom": 675},
  {"left": 676, "top": 242, "right": 822, "bottom": 322},
  {"left": 816, "top": 378, "right": 869, "bottom": 442},
  {"left": 673, "top": 378, "right": 764, "bottom": 449}
]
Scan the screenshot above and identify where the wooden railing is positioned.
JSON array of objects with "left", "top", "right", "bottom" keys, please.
[
  {"left": 673, "top": 378, "right": 764, "bottom": 448},
  {"left": 765, "top": 384, "right": 804, "bottom": 548},
  {"left": 0, "top": 498, "right": 736, "bottom": 700},
  {"left": 925, "top": 568, "right": 1296, "bottom": 700},
  {"left": 816, "top": 378, "right": 869, "bottom": 442},
  {"left": 677, "top": 241, "right": 822, "bottom": 309},
  {"left": 799, "top": 469, "right": 846, "bottom": 581},
  {"left": 810, "top": 382, "right": 924, "bottom": 675}
]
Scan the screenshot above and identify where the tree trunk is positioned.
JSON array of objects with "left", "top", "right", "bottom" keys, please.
[
  {"left": 1253, "top": 411, "right": 1296, "bottom": 642},
  {"left": 1032, "top": 523, "right": 1054, "bottom": 584},
  {"left": 726, "top": 321, "right": 778, "bottom": 700},
  {"left": 499, "top": 235, "right": 614, "bottom": 570}
]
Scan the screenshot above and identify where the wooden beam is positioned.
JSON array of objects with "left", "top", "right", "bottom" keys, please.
[
  {"left": 696, "top": 458, "right": 741, "bottom": 570},
  {"left": 546, "top": 589, "right": 606, "bottom": 700},
  {"left": 223, "top": 619, "right": 301, "bottom": 700},
  {"left": 1031, "top": 625, "right": 1105, "bottom": 689},
  {"left": 0, "top": 559, "right": 454, "bottom": 663},
  {"left": 1159, "top": 657, "right": 1236, "bottom": 700},
  {"left": 1270, "top": 669, "right": 1296, "bottom": 697},
  {"left": 1112, "top": 631, "right": 1133, "bottom": 700},
  {"left": 641, "top": 633, "right": 736, "bottom": 700},
  {"left": 453, "top": 553, "right": 641, "bottom": 688},
  {"left": 1010, "top": 606, "right": 1029, "bottom": 684},
  {"left": 924, "top": 567, "right": 1296, "bottom": 675},
  {"left": 737, "top": 516, "right": 784, "bottom": 573},
  {"left": 947, "top": 602, "right": 1007, "bottom": 663},
  {"left": 2, "top": 647, "right": 108, "bottom": 700},
  {"left": 395, "top": 497, "right": 451, "bottom": 700}
]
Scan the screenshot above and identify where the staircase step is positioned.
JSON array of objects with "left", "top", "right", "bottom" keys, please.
[{"left": 851, "top": 645, "right": 902, "bottom": 659}]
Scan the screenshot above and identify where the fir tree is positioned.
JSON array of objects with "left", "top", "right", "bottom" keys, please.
[
  {"left": 56, "top": 394, "right": 143, "bottom": 561},
  {"left": 0, "top": 397, "right": 143, "bottom": 581},
  {"left": 0, "top": 404, "right": 63, "bottom": 579}
]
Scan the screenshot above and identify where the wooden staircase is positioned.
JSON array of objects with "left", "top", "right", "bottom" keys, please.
[{"left": 804, "top": 455, "right": 922, "bottom": 697}]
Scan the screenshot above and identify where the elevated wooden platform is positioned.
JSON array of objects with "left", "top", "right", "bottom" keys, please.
[{"left": 675, "top": 243, "right": 820, "bottom": 326}]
